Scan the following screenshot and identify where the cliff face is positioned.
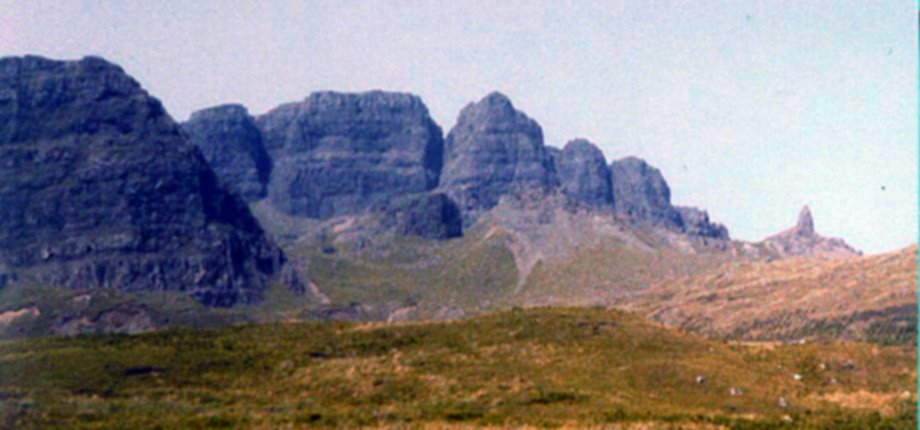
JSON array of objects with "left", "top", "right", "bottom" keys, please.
[
  {"left": 555, "top": 139, "right": 613, "bottom": 208},
  {"left": 440, "top": 92, "right": 558, "bottom": 226},
  {"left": 181, "top": 104, "right": 271, "bottom": 201},
  {"left": 609, "top": 156, "right": 683, "bottom": 230},
  {"left": 0, "top": 56, "right": 296, "bottom": 307},
  {"left": 256, "top": 91, "right": 444, "bottom": 219}
]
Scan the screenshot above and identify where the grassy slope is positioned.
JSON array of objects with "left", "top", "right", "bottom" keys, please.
[
  {"left": 516, "top": 241, "right": 731, "bottom": 307},
  {"left": 287, "top": 230, "right": 520, "bottom": 314},
  {"left": 0, "top": 308, "right": 915, "bottom": 429},
  {"left": 628, "top": 246, "right": 918, "bottom": 344},
  {"left": 0, "top": 281, "right": 316, "bottom": 339}
]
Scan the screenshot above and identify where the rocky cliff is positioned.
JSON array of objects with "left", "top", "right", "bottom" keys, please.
[
  {"left": 609, "top": 156, "right": 683, "bottom": 230},
  {"left": 181, "top": 104, "right": 271, "bottom": 201},
  {"left": 0, "top": 56, "right": 297, "bottom": 307},
  {"left": 555, "top": 139, "right": 613, "bottom": 207},
  {"left": 440, "top": 92, "right": 558, "bottom": 226},
  {"left": 676, "top": 206, "right": 729, "bottom": 240},
  {"left": 256, "top": 91, "right": 444, "bottom": 219}
]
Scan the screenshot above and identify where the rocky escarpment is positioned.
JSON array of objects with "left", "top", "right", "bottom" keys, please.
[
  {"left": 256, "top": 91, "right": 444, "bottom": 219},
  {"left": 676, "top": 206, "right": 729, "bottom": 240},
  {"left": 555, "top": 139, "right": 612, "bottom": 207},
  {"left": 181, "top": 104, "right": 271, "bottom": 201},
  {"left": 609, "top": 157, "right": 683, "bottom": 230},
  {"left": 440, "top": 92, "right": 558, "bottom": 226},
  {"left": 609, "top": 157, "right": 728, "bottom": 240},
  {"left": 0, "top": 55, "right": 299, "bottom": 307},
  {"left": 762, "top": 205, "right": 861, "bottom": 259}
]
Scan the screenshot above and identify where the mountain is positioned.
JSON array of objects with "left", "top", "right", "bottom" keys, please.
[
  {"left": 440, "top": 92, "right": 558, "bottom": 226},
  {"left": 762, "top": 205, "right": 862, "bottom": 259},
  {"left": 555, "top": 138, "right": 613, "bottom": 207},
  {"left": 255, "top": 91, "right": 444, "bottom": 219},
  {"left": 180, "top": 104, "right": 271, "bottom": 201},
  {"left": 610, "top": 156, "right": 684, "bottom": 230},
  {"left": 0, "top": 55, "right": 895, "bottom": 347},
  {"left": 0, "top": 56, "right": 301, "bottom": 308}
]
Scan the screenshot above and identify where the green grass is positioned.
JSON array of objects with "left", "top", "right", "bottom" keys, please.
[
  {"left": 0, "top": 280, "right": 318, "bottom": 339},
  {"left": 290, "top": 230, "right": 520, "bottom": 313},
  {"left": 0, "top": 307, "right": 914, "bottom": 428}
]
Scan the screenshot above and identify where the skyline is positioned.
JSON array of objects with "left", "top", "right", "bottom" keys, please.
[{"left": 2, "top": 1, "right": 916, "bottom": 253}]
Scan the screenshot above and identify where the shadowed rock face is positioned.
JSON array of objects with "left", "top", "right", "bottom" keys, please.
[
  {"left": 675, "top": 206, "right": 729, "bottom": 240},
  {"left": 762, "top": 205, "right": 861, "bottom": 259},
  {"left": 181, "top": 104, "right": 271, "bottom": 201},
  {"left": 379, "top": 192, "right": 463, "bottom": 240},
  {"left": 556, "top": 139, "right": 612, "bottom": 207},
  {"left": 609, "top": 157, "right": 682, "bottom": 229},
  {"left": 256, "top": 91, "right": 444, "bottom": 219},
  {"left": 0, "top": 55, "right": 294, "bottom": 307},
  {"left": 440, "top": 92, "right": 558, "bottom": 226}
]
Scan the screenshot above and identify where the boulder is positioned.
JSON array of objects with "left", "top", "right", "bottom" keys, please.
[
  {"left": 256, "top": 91, "right": 444, "bottom": 219},
  {"left": 181, "top": 104, "right": 271, "bottom": 201},
  {"left": 440, "top": 92, "right": 558, "bottom": 225},
  {"left": 0, "top": 55, "right": 295, "bottom": 307},
  {"left": 556, "top": 139, "right": 612, "bottom": 207}
]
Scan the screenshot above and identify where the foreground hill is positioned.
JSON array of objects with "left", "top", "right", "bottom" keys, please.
[
  {"left": 0, "top": 308, "right": 914, "bottom": 429},
  {"left": 626, "top": 245, "right": 917, "bottom": 344}
]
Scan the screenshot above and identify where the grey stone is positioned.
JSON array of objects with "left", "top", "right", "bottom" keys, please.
[
  {"left": 0, "top": 55, "right": 297, "bottom": 307},
  {"left": 556, "top": 139, "right": 612, "bottom": 207},
  {"left": 440, "top": 92, "right": 558, "bottom": 226},
  {"left": 181, "top": 104, "right": 271, "bottom": 201},
  {"left": 676, "top": 206, "right": 730, "bottom": 240},
  {"left": 762, "top": 205, "right": 861, "bottom": 258},
  {"left": 256, "top": 91, "right": 444, "bottom": 219},
  {"left": 378, "top": 192, "right": 463, "bottom": 240},
  {"left": 609, "top": 156, "right": 682, "bottom": 229}
]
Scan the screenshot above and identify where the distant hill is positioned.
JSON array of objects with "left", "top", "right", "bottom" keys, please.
[{"left": 628, "top": 245, "right": 917, "bottom": 344}]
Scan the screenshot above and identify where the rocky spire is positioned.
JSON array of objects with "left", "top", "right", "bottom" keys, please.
[
  {"left": 795, "top": 205, "right": 815, "bottom": 235},
  {"left": 762, "top": 204, "right": 861, "bottom": 259}
]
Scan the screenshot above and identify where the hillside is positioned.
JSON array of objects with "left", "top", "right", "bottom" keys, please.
[
  {"left": 626, "top": 246, "right": 918, "bottom": 344},
  {"left": 0, "top": 308, "right": 915, "bottom": 429}
]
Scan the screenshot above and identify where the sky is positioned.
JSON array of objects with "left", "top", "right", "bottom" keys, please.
[{"left": 1, "top": 1, "right": 916, "bottom": 254}]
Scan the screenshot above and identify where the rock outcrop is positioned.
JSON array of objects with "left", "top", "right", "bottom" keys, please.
[
  {"left": 181, "top": 104, "right": 271, "bottom": 201},
  {"left": 762, "top": 205, "right": 861, "bottom": 258},
  {"left": 0, "top": 55, "right": 295, "bottom": 307},
  {"left": 256, "top": 91, "right": 444, "bottom": 219},
  {"left": 380, "top": 192, "right": 463, "bottom": 240},
  {"left": 609, "top": 157, "right": 682, "bottom": 229},
  {"left": 440, "top": 92, "right": 558, "bottom": 226},
  {"left": 676, "top": 206, "right": 729, "bottom": 240},
  {"left": 555, "top": 139, "right": 612, "bottom": 207}
]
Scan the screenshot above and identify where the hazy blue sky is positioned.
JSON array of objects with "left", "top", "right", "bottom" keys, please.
[{"left": 2, "top": 1, "right": 916, "bottom": 254}]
